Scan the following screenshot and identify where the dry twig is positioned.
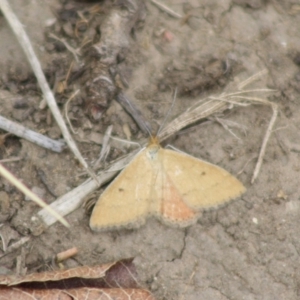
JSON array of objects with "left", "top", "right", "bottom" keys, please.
[
  {"left": 117, "top": 93, "right": 152, "bottom": 134},
  {"left": 0, "top": 115, "right": 66, "bottom": 153}
]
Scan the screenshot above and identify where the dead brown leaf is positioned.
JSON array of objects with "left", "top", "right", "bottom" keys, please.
[{"left": 0, "top": 259, "right": 155, "bottom": 300}]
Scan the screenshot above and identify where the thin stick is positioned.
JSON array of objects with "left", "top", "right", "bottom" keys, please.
[
  {"left": 0, "top": 115, "right": 66, "bottom": 153},
  {"left": 116, "top": 92, "right": 152, "bottom": 134},
  {"left": 151, "top": 0, "right": 182, "bottom": 18},
  {"left": 0, "top": 0, "right": 98, "bottom": 183},
  {"left": 0, "top": 164, "right": 69, "bottom": 228},
  {"left": 0, "top": 157, "right": 22, "bottom": 163}
]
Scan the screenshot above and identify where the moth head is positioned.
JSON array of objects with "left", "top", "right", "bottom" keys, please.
[{"left": 146, "top": 136, "right": 161, "bottom": 160}]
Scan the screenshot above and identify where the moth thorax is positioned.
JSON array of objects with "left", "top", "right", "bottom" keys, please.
[{"left": 146, "top": 144, "right": 160, "bottom": 161}]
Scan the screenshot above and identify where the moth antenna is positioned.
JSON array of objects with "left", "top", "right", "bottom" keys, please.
[
  {"left": 157, "top": 87, "right": 178, "bottom": 137},
  {"left": 144, "top": 121, "right": 153, "bottom": 138}
]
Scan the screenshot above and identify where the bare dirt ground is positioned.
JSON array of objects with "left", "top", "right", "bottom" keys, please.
[{"left": 1, "top": 0, "right": 300, "bottom": 299}]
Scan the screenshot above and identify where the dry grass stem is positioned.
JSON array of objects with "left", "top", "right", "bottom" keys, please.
[
  {"left": 0, "top": 164, "right": 69, "bottom": 228},
  {"left": 95, "top": 125, "right": 113, "bottom": 168},
  {"left": 64, "top": 89, "right": 80, "bottom": 134},
  {"left": 237, "top": 69, "right": 268, "bottom": 90},
  {"left": 213, "top": 117, "right": 244, "bottom": 141},
  {"left": 251, "top": 100, "right": 278, "bottom": 183},
  {"left": 0, "top": 237, "right": 31, "bottom": 258},
  {"left": 49, "top": 32, "right": 81, "bottom": 62},
  {"left": 151, "top": 0, "right": 182, "bottom": 18}
]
